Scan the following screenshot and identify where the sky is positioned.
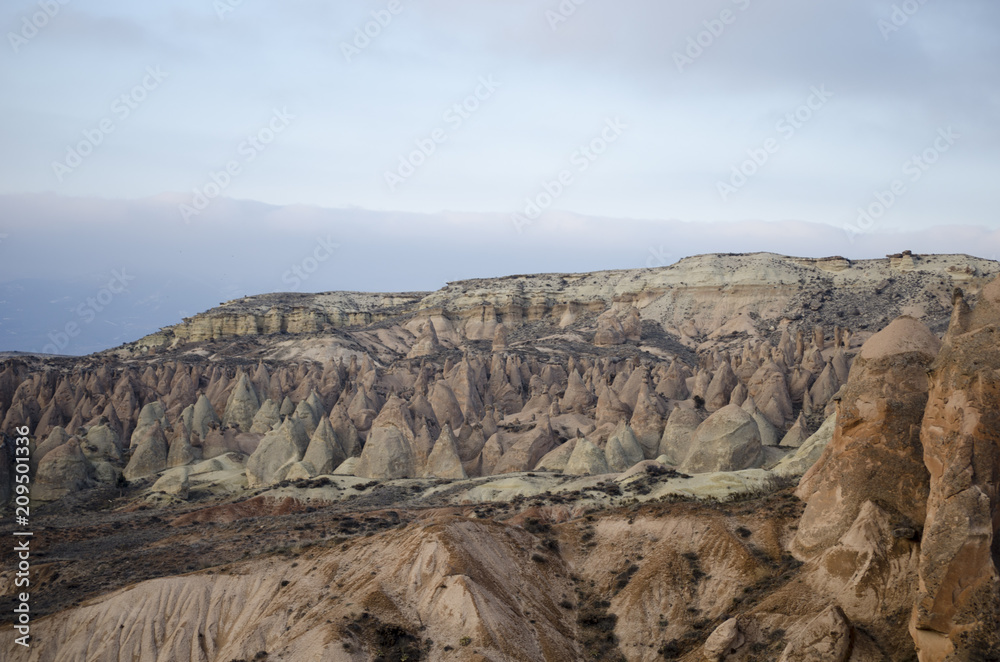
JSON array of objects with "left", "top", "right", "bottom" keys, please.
[{"left": 1, "top": 0, "right": 998, "bottom": 354}]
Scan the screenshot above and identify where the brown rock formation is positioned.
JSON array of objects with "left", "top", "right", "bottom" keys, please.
[
  {"left": 795, "top": 317, "right": 941, "bottom": 560},
  {"left": 911, "top": 283, "right": 1000, "bottom": 661},
  {"left": 593, "top": 309, "right": 626, "bottom": 346}
]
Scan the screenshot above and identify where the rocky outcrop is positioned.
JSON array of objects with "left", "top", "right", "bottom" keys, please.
[
  {"left": 746, "top": 361, "right": 793, "bottom": 430},
  {"left": 703, "top": 618, "right": 744, "bottom": 661},
  {"left": 245, "top": 418, "right": 309, "bottom": 487},
  {"left": 593, "top": 310, "right": 626, "bottom": 346},
  {"left": 222, "top": 373, "right": 260, "bottom": 432},
  {"left": 794, "top": 317, "right": 941, "bottom": 560},
  {"left": 658, "top": 404, "right": 707, "bottom": 467},
  {"left": 249, "top": 398, "right": 279, "bottom": 434},
  {"left": 910, "top": 283, "right": 1000, "bottom": 661},
  {"left": 535, "top": 438, "right": 577, "bottom": 472},
  {"left": 772, "top": 413, "right": 836, "bottom": 478},
  {"left": 191, "top": 393, "right": 221, "bottom": 439},
  {"left": 777, "top": 606, "right": 854, "bottom": 662},
  {"left": 604, "top": 422, "right": 644, "bottom": 472},
  {"left": 407, "top": 320, "right": 443, "bottom": 358},
  {"left": 124, "top": 420, "right": 169, "bottom": 481},
  {"left": 423, "top": 423, "right": 467, "bottom": 479},
  {"left": 301, "top": 417, "right": 345, "bottom": 476},
  {"left": 565, "top": 437, "right": 610, "bottom": 475},
  {"left": 32, "top": 438, "right": 94, "bottom": 500},
  {"left": 493, "top": 417, "right": 558, "bottom": 474},
  {"left": 354, "top": 396, "right": 418, "bottom": 480}
]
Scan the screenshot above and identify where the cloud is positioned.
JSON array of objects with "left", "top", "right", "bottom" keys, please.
[
  {"left": 1, "top": 1, "right": 997, "bottom": 226},
  {"left": 0, "top": 192, "right": 997, "bottom": 354}
]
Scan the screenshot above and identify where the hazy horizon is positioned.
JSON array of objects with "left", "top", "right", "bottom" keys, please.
[{"left": 2, "top": 191, "right": 998, "bottom": 356}]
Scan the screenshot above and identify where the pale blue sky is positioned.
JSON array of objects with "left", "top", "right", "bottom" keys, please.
[
  {"left": 3, "top": 0, "right": 998, "bottom": 224},
  {"left": 1, "top": 0, "right": 999, "bottom": 353}
]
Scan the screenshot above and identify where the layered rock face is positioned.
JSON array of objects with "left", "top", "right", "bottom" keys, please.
[
  {"left": 911, "top": 284, "right": 1000, "bottom": 661},
  {"left": 125, "top": 252, "right": 996, "bottom": 357}
]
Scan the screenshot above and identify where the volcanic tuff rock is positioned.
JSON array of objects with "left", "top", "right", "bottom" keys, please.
[
  {"left": 31, "top": 437, "right": 94, "bottom": 501},
  {"left": 4, "top": 253, "right": 1000, "bottom": 662},
  {"left": 794, "top": 316, "right": 941, "bottom": 560},
  {"left": 123, "top": 252, "right": 998, "bottom": 362},
  {"left": 680, "top": 404, "right": 764, "bottom": 474},
  {"left": 911, "top": 282, "right": 1000, "bottom": 661},
  {"left": 123, "top": 420, "right": 169, "bottom": 481}
]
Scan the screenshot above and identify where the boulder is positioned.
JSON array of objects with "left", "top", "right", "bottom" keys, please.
[
  {"left": 150, "top": 467, "right": 190, "bottom": 499},
  {"left": 32, "top": 439, "right": 94, "bottom": 501},
  {"left": 778, "top": 606, "right": 853, "bottom": 662},
  {"left": 593, "top": 310, "right": 626, "bottom": 346},
  {"left": 703, "top": 618, "right": 744, "bottom": 662},
  {"left": 680, "top": 404, "right": 763, "bottom": 474},
  {"left": 658, "top": 405, "right": 707, "bottom": 467}
]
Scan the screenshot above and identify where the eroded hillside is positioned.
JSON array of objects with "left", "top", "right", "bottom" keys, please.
[{"left": 2, "top": 251, "right": 999, "bottom": 661}]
